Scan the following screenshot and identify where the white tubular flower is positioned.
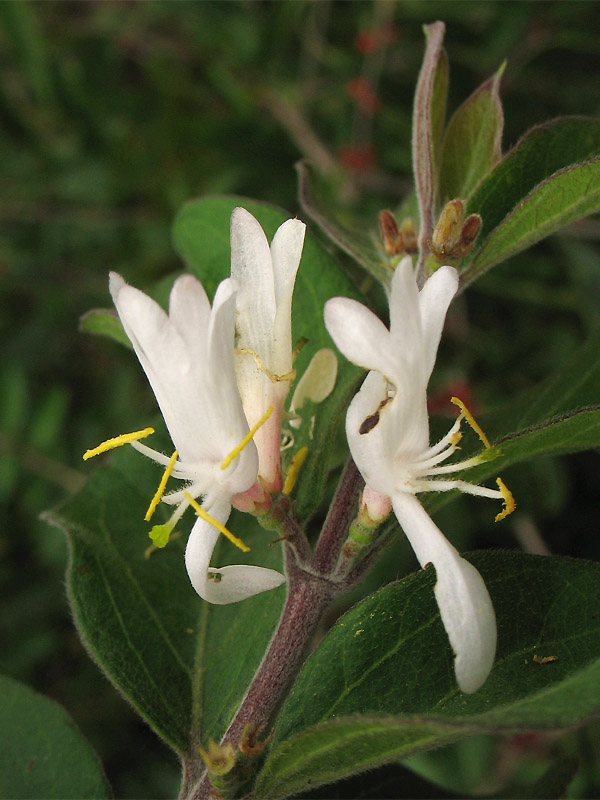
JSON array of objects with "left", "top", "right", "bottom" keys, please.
[
  {"left": 230, "top": 207, "right": 306, "bottom": 493},
  {"left": 325, "top": 256, "right": 515, "bottom": 694},
  {"left": 84, "top": 272, "right": 285, "bottom": 605}
]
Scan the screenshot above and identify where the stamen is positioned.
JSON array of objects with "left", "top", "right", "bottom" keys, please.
[
  {"left": 495, "top": 477, "right": 516, "bottom": 522},
  {"left": 144, "top": 450, "right": 179, "bottom": 521},
  {"left": 450, "top": 397, "right": 491, "bottom": 450},
  {"left": 236, "top": 348, "right": 296, "bottom": 383},
  {"left": 424, "top": 447, "right": 500, "bottom": 475},
  {"left": 282, "top": 446, "right": 309, "bottom": 495},
  {"left": 221, "top": 406, "right": 273, "bottom": 471},
  {"left": 422, "top": 415, "right": 463, "bottom": 460},
  {"left": 184, "top": 491, "right": 250, "bottom": 553},
  {"left": 416, "top": 478, "right": 504, "bottom": 500},
  {"left": 83, "top": 427, "right": 155, "bottom": 460}
]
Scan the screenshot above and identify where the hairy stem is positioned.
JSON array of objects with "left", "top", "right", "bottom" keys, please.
[
  {"left": 311, "top": 458, "right": 363, "bottom": 575},
  {"left": 186, "top": 549, "right": 337, "bottom": 800}
]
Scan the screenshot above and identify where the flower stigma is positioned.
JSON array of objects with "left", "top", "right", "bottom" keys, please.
[
  {"left": 184, "top": 491, "right": 250, "bottom": 553},
  {"left": 220, "top": 405, "right": 273, "bottom": 471}
]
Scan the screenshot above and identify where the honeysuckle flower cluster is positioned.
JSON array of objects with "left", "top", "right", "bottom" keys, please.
[
  {"left": 325, "top": 256, "right": 515, "bottom": 693},
  {"left": 84, "top": 209, "right": 307, "bottom": 605}
]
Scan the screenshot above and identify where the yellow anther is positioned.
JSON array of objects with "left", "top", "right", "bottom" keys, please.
[
  {"left": 83, "top": 427, "right": 155, "bottom": 460},
  {"left": 495, "top": 477, "right": 516, "bottom": 522},
  {"left": 221, "top": 406, "right": 273, "bottom": 471},
  {"left": 282, "top": 446, "right": 309, "bottom": 495},
  {"left": 144, "top": 450, "right": 179, "bottom": 521},
  {"left": 450, "top": 397, "right": 491, "bottom": 450},
  {"left": 184, "top": 491, "right": 250, "bottom": 553},
  {"left": 236, "top": 348, "right": 296, "bottom": 383},
  {"left": 450, "top": 431, "right": 463, "bottom": 447}
]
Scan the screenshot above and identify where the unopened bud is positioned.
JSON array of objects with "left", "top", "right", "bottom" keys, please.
[
  {"left": 342, "top": 486, "right": 391, "bottom": 560},
  {"left": 431, "top": 200, "right": 481, "bottom": 261},
  {"left": 457, "top": 213, "right": 481, "bottom": 255},
  {"left": 379, "top": 210, "right": 418, "bottom": 258},
  {"left": 431, "top": 199, "right": 464, "bottom": 259}
]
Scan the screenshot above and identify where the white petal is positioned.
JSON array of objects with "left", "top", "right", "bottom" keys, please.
[
  {"left": 388, "top": 257, "right": 423, "bottom": 362},
  {"left": 230, "top": 207, "right": 276, "bottom": 347},
  {"left": 109, "top": 272, "right": 205, "bottom": 461},
  {"left": 346, "top": 371, "right": 396, "bottom": 496},
  {"left": 418, "top": 266, "right": 459, "bottom": 382},
  {"left": 290, "top": 348, "right": 338, "bottom": 412},
  {"left": 168, "top": 274, "right": 211, "bottom": 363},
  {"left": 184, "top": 500, "right": 286, "bottom": 605},
  {"left": 392, "top": 492, "right": 496, "bottom": 694},
  {"left": 324, "top": 298, "right": 395, "bottom": 379},
  {"left": 206, "top": 279, "right": 259, "bottom": 489},
  {"left": 270, "top": 218, "right": 305, "bottom": 308}
]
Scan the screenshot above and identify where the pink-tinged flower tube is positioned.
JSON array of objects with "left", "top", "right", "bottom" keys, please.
[
  {"left": 230, "top": 207, "right": 306, "bottom": 493},
  {"left": 325, "top": 256, "right": 514, "bottom": 693},
  {"left": 96, "top": 272, "right": 285, "bottom": 604}
]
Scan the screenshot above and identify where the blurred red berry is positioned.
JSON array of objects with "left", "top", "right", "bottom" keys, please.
[
  {"left": 347, "top": 76, "right": 381, "bottom": 115},
  {"left": 338, "top": 144, "right": 376, "bottom": 172}
]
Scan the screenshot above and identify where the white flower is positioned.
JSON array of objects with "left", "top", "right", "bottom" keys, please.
[
  {"left": 99, "top": 272, "right": 285, "bottom": 604},
  {"left": 230, "top": 207, "right": 306, "bottom": 492},
  {"left": 324, "top": 256, "right": 514, "bottom": 693}
]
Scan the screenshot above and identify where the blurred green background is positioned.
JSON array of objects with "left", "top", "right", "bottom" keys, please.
[{"left": 1, "top": 2, "right": 599, "bottom": 797}]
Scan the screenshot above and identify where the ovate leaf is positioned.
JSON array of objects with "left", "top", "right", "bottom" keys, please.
[
  {"left": 44, "top": 445, "right": 285, "bottom": 755},
  {"left": 255, "top": 551, "right": 600, "bottom": 798},
  {"left": 0, "top": 674, "right": 110, "bottom": 799},
  {"left": 464, "top": 158, "right": 600, "bottom": 281},
  {"left": 461, "top": 116, "right": 600, "bottom": 284},
  {"left": 439, "top": 63, "right": 504, "bottom": 202}
]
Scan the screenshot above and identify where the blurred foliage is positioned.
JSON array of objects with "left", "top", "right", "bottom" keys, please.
[{"left": 1, "top": 2, "right": 599, "bottom": 797}]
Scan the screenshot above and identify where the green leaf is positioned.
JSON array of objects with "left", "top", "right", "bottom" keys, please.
[
  {"left": 462, "top": 116, "right": 600, "bottom": 283},
  {"left": 255, "top": 551, "right": 600, "bottom": 798},
  {"left": 44, "top": 445, "right": 286, "bottom": 755},
  {"left": 465, "top": 158, "right": 600, "bottom": 282},
  {"left": 296, "top": 160, "right": 388, "bottom": 284},
  {"left": 79, "top": 308, "right": 131, "bottom": 349},
  {"left": 424, "top": 327, "right": 600, "bottom": 507},
  {"left": 0, "top": 673, "right": 110, "bottom": 799},
  {"left": 439, "top": 64, "right": 504, "bottom": 202},
  {"left": 173, "top": 194, "right": 363, "bottom": 520}
]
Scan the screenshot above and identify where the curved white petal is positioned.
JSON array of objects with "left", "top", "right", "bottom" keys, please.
[
  {"left": 184, "top": 501, "right": 286, "bottom": 605},
  {"left": 324, "top": 298, "right": 395, "bottom": 379},
  {"left": 346, "top": 371, "right": 396, "bottom": 496},
  {"left": 418, "top": 266, "right": 459, "bottom": 382},
  {"left": 392, "top": 492, "right": 496, "bottom": 694}
]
